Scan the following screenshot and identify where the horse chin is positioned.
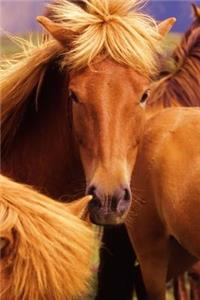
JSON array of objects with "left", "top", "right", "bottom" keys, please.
[{"left": 89, "top": 212, "right": 126, "bottom": 226}]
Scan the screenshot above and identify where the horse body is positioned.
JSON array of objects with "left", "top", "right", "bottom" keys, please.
[
  {"left": 126, "top": 108, "right": 200, "bottom": 300},
  {"left": 145, "top": 6, "right": 200, "bottom": 299}
]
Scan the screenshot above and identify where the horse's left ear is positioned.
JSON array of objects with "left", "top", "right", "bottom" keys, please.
[
  {"left": 158, "top": 17, "right": 176, "bottom": 38},
  {"left": 192, "top": 3, "right": 200, "bottom": 20},
  {"left": 37, "top": 16, "right": 76, "bottom": 46}
]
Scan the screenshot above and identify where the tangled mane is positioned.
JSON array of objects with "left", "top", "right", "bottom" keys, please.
[
  {"left": 48, "top": 0, "right": 161, "bottom": 75},
  {"left": 148, "top": 12, "right": 200, "bottom": 107},
  {"left": 0, "top": 36, "right": 64, "bottom": 152},
  {"left": 0, "top": 175, "right": 97, "bottom": 300}
]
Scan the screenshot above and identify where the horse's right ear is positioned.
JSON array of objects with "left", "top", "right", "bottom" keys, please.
[
  {"left": 158, "top": 17, "right": 176, "bottom": 38},
  {"left": 192, "top": 3, "right": 200, "bottom": 20},
  {"left": 37, "top": 16, "right": 76, "bottom": 46}
]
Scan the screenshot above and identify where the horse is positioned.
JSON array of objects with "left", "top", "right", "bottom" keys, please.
[
  {"left": 0, "top": 175, "right": 96, "bottom": 300},
  {"left": 120, "top": 3, "right": 200, "bottom": 299},
  {"left": 125, "top": 106, "right": 200, "bottom": 300},
  {"left": 146, "top": 4, "right": 200, "bottom": 299},
  {"left": 0, "top": 1, "right": 175, "bottom": 299}
]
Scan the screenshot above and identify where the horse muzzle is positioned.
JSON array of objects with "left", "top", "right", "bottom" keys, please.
[{"left": 87, "top": 185, "right": 131, "bottom": 225}]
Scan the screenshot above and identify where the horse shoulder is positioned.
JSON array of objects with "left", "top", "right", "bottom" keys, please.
[
  {"left": 127, "top": 108, "right": 200, "bottom": 272},
  {"left": 140, "top": 108, "right": 200, "bottom": 256}
]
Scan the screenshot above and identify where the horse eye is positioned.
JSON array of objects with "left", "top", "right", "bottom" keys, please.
[
  {"left": 69, "top": 90, "right": 79, "bottom": 103},
  {"left": 140, "top": 89, "right": 150, "bottom": 104}
]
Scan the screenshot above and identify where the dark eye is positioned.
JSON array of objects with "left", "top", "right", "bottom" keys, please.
[
  {"left": 140, "top": 89, "right": 150, "bottom": 104},
  {"left": 69, "top": 90, "right": 79, "bottom": 103}
]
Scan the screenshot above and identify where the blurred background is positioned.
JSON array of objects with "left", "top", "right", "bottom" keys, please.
[
  {"left": 1, "top": 0, "right": 200, "bottom": 34},
  {"left": 1, "top": 0, "right": 200, "bottom": 56}
]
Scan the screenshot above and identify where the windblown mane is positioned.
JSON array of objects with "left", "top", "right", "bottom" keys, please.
[
  {"left": 148, "top": 17, "right": 200, "bottom": 107},
  {"left": 47, "top": 0, "right": 161, "bottom": 75},
  {"left": 1, "top": 36, "right": 65, "bottom": 154},
  {"left": 0, "top": 175, "right": 96, "bottom": 300}
]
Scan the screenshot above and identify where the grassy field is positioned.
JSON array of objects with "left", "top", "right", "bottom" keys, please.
[
  {"left": 0, "top": 32, "right": 181, "bottom": 57},
  {"left": 0, "top": 32, "right": 182, "bottom": 300}
]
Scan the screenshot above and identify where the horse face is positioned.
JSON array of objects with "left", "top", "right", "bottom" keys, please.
[
  {"left": 69, "top": 59, "right": 149, "bottom": 225},
  {"left": 37, "top": 11, "right": 175, "bottom": 226}
]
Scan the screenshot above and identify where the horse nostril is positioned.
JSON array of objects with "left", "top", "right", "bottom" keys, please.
[
  {"left": 124, "top": 188, "right": 131, "bottom": 201},
  {"left": 87, "top": 185, "right": 96, "bottom": 196},
  {"left": 110, "top": 188, "right": 130, "bottom": 212},
  {"left": 88, "top": 198, "right": 101, "bottom": 209},
  {"left": 111, "top": 197, "right": 118, "bottom": 211},
  {"left": 87, "top": 185, "right": 102, "bottom": 210}
]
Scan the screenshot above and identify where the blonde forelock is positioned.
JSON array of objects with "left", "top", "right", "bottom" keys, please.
[{"left": 48, "top": 0, "right": 162, "bottom": 76}]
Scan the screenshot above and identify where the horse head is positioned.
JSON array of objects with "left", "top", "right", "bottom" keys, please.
[{"left": 37, "top": 0, "right": 175, "bottom": 225}]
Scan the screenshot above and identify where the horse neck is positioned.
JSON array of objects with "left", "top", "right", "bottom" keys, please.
[
  {"left": 1, "top": 64, "right": 85, "bottom": 200},
  {"left": 147, "top": 25, "right": 200, "bottom": 114},
  {"left": 173, "top": 18, "right": 200, "bottom": 62}
]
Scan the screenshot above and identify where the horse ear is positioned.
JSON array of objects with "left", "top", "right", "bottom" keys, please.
[
  {"left": 158, "top": 17, "right": 176, "bottom": 38},
  {"left": 192, "top": 3, "right": 200, "bottom": 20},
  {"left": 65, "top": 196, "right": 92, "bottom": 219},
  {"left": 37, "top": 16, "right": 76, "bottom": 46}
]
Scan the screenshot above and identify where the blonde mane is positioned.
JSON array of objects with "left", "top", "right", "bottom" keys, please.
[
  {"left": 0, "top": 175, "right": 97, "bottom": 300},
  {"left": 48, "top": 0, "right": 161, "bottom": 75}
]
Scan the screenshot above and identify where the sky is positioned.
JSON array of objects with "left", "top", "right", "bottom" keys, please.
[{"left": 0, "top": 0, "right": 200, "bottom": 34}]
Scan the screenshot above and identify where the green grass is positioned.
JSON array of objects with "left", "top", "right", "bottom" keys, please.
[{"left": 0, "top": 32, "right": 182, "bottom": 57}]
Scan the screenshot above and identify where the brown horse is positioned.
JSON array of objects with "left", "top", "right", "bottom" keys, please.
[
  {"left": 146, "top": 4, "right": 200, "bottom": 300},
  {"left": 1, "top": 1, "right": 175, "bottom": 299},
  {"left": 126, "top": 107, "right": 200, "bottom": 300},
  {"left": 0, "top": 175, "right": 96, "bottom": 300}
]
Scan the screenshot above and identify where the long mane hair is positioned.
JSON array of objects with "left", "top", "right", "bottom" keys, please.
[
  {"left": 0, "top": 175, "right": 96, "bottom": 300},
  {"left": 1, "top": 38, "right": 63, "bottom": 153},
  {"left": 148, "top": 12, "right": 200, "bottom": 107},
  {"left": 1, "top": 31, "right": 84, "bottom": 198}
]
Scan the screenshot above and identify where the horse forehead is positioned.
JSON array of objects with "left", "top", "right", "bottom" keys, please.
[{"left": 70, "top": 59, "right": 147, "bottom": 91}]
